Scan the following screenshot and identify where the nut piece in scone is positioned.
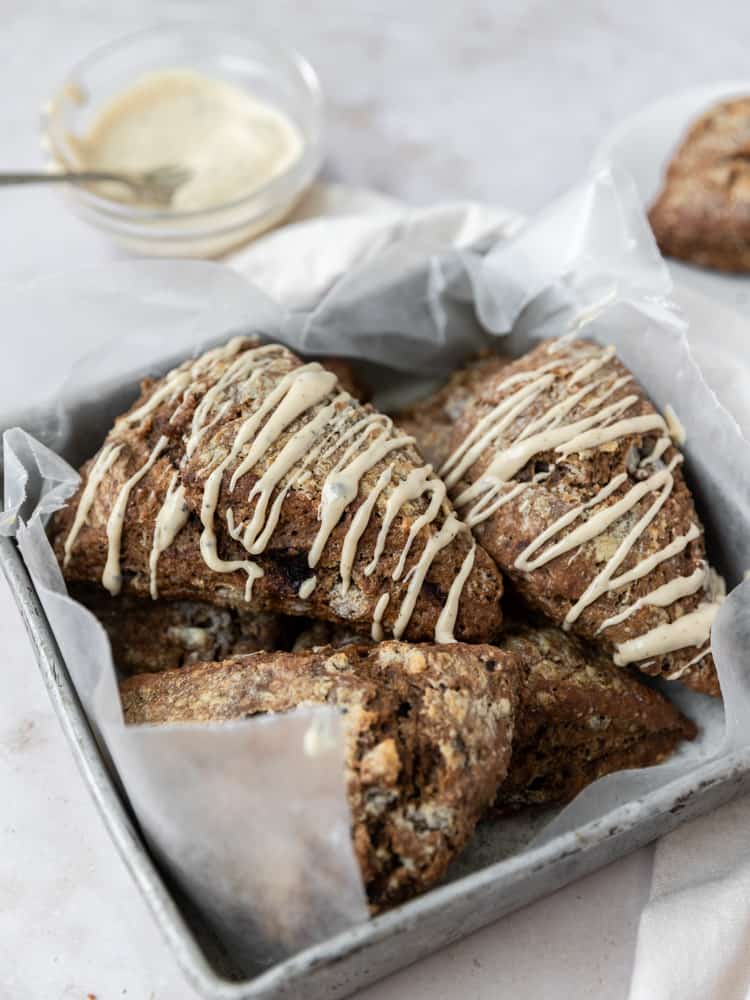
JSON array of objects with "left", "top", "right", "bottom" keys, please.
[
  {"left": 51, "top": 336, "right": 504, "bottom": 645},
  {"left": 120, "top": 640, "right": 520, "bottom": 910},
  {"left": 494, "top": 623, "right": 697, "bottom": 811},
  {"left": 649, "top": 97, "right": 750, "bottom": 273},
  {"left": 71, "top": 583, "right": 293, "bottom": 674},
  {"left": 415, "top": 338, "right": 723, "bottom": 695}
]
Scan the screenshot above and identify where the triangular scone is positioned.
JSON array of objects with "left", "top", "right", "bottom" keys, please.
[
  {"left": 494, "top": 624, "right": 697, "bottom": 811},
  {"left": 649, "top": 97, "right": 750, "bottom": 273},
  {"left": 71, "top": 584, "right": 292, "bottom": 674},
  {"left": 405, "top": 339, "right": 723, "bottom": 695},
  {"left": 52, "top": 339, "right": 504, "bottom": 644},
  {"left": 119, "top": 641, "right": 521, "bottom": 910}
]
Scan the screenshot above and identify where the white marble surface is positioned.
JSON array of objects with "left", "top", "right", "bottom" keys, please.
[{"left": 2, "top": 1, "right": 750, "bottom": 997}]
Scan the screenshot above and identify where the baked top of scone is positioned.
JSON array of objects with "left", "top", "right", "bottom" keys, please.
[
  {"left": 119, "top": 640, "right": 521, "bottom": 910},
  {"left": 494, "top": 623, "right": 697, "bottom": 810},
  {"left": 649, "top": 96, "right": 750, "bottom": 273},
  {"left": 406, "top": 338, "right": 723, "bottom": 695},
  {"left": 52, "top": 338, "right": 504, "bottom": 644}
]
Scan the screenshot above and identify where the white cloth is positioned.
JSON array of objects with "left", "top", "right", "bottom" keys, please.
[{"left": 629, "top": 796, "right": 750, "bottom": 1000}]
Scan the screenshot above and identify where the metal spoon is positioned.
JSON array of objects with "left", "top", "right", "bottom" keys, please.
[{"left": 0, "top": 164, "right": 192, "bottom": 207}]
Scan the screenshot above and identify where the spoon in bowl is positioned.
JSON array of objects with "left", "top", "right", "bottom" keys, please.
[{"left": 0, "top": 164, "right": 193, "bottom": 207}]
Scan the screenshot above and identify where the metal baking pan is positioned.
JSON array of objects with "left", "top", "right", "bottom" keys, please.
[{"left": 4, "top": 532, "right": 750, "bottom": 999}]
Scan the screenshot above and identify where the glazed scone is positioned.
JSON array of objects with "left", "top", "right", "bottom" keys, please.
[
  {"left": 119, "top": 641, "right": 521, "bottom": 910},
  {"left": 649, "top": 97, "right": 750, "bottom": 273},
  {"left": 52, "top": 337, "right": 504, "bottom": 644},
  {"left": 413, "top": 339, "right": 723, "bottom": 695},
  {"left": 494, "top": 623, "right": 697, "bottom": 810},
  {"left": 71, "top": 584, "right": 292, "bottom": 674}
]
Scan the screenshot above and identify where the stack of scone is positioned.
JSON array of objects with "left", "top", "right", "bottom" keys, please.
[{"left": 52, "top": 334, "right": 723, "bottom": 911}]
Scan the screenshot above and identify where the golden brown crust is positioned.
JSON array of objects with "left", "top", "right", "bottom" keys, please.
[
  {"left": 406, "top": 341, "right": 720, "bottom": 695},
  {"left": 71, "top": 583, "right": 294, "bottom": 674},
  {"left": 494, "top": 624, "right": 697, "bottom": 810},
  {"left": 51, "top": 339, "right": 504, "bottom": 643},
  {"left": 120, "top": 640, "right": 521, "bottom": 909},
  {"left": 649, "top": 97, "right": 750, "bottom": 273}
]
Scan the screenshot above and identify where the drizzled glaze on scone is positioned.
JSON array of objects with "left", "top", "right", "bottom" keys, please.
[
  {"left": 56, "top": 338, "right": 501, "bottom": 644},
  {"left": 440, "top": 338, "right": 723, "bottom": 694}
]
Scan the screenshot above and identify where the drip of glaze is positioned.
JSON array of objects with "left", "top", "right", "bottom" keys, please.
[
  {"left": 371, "top": 593, "right": 390, "bottom": 641},
  {"left": 596, "top": 564, "right": 708, "bottom": 634},
  {"left": 63, "top": 441, "right": 123, "bottom": 567},
  {"left": 148, "top": 473, "right": 189, "bottom": 599},
  {"left": 392, "top": 515, "right": 466, "bottom": 639},
  {"left": 103, "top": 436, "right": 168, "bottom": 595},
  {"left": 435, "top": 542, "right": 476, "bottom": 643},
  {"left": 298, "top": 576, "right": 317, "bottom": 599},
  {"left": 614, "top": 602, "right": 722, "bottom": 667}
]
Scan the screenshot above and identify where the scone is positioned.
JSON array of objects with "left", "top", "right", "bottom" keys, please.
[
  {"left": 649, "top": 97, "right": 750, "bottom": 272},
  {"left": 495, "top": 623, "right": 697, "bottom": 810},
  {"left": 404, "top": 339, "right": 724, "bottom": 695},
  {"left": 52, "top": 337, "right": 504, "bottom": 644},
  {"left": 71, "top": 583, "right": 291, "bottom": 674},
  {"left": 119, "top": 641, "right": 521, "bottom": 910}
]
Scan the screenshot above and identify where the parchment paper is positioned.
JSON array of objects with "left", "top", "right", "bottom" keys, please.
[{"left": 2, "top": 167, "right": 749, "bottom": 967}]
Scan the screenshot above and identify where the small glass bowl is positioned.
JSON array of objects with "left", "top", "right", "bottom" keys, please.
[{"left": 41, "top": 25, "right": 324, "bottom": 258}]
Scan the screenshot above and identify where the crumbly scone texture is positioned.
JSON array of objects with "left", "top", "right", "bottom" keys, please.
[
  {"left": 397, "top": 353, "right": 512, "bottom": 469},
  {"left": 51, "top": 338, "right": 503, "bottom": 643},
  {"left": 71, "top": 583, "right": 293, "bottom": 674},
  {"left": 120, "top": 640, "right": 521, "bottom": 910},
  {"left": 494, "top": 623, "right": 697, "bottom": 810},
  {"left": 434, "top": 338, "right": 720, "bottom": 695},
  {"left": 649, "top": 97, "right": 750, "bottom": 273}
]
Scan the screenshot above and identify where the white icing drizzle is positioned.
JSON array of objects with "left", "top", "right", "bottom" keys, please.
[
  {"left": 607, "top": 523, "right": 701, "bottom": 591},
  {"left": 371, "top": 593, "right": 390, "bottom": 641},
  {"left": 670, "top": 644, "right": 712, "bottom": 678},
  {"left": 309, "top": 424, "right": 415, "bottom": 569},
  {"left": 440, "top": 341, "right": 723, "bottom": 669},
  {"left": 298, "top": 576, "right": 317, "bottom": 599},
  {"left": 596, "top": 564, "right": 708, "bottom": 634},
  {"left": 392, "top": 515, "right": 466, "bottom": 639},
  {"left": 124, "top": 336, "right": 250, "bottom": 431},
  {"left": 340, "top": 465, "right": 392, "bottom": 594},
  {"left": 102, "top": 435, "right": 168, "bottom": 595},
  {"left": 435, "top": 542, "right": 476, "bottom": 643},
  {"left": 148, "top": 473, "right": 189, "bottom": 599},
  {"left": 664, "top": 404, "right": 686, "bottom": 445},
  {"left": 63, "top": 441, "right": 123, "bottom": 567},
  {"left": 614, "top": 602, "right": 721, "bottom": 667}
]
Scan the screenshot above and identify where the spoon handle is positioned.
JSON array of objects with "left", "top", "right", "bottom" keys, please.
[{"left": 0, "top": 170, "right": 136, "bottom": 189}]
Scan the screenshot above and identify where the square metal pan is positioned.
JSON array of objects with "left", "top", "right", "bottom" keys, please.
[{"left": 4, "top": 531, "right": 750, "bottom": 999}]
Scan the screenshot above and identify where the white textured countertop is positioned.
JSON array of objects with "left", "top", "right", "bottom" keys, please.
[{"left": 2, "top": 2, "right": 750, "bottom": 997}]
